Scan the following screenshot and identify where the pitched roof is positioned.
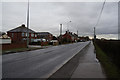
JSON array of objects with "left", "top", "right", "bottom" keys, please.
[
  {"left": 0, "top": 32, "right": 10, "bottom": 39},
  {"left": 0, "top": 32, "right": 5, "bottom": 37},
  {"left": 0, "top": 34, "right": 11, "bottom": 39},
  {"left": 7, "top": 24, "right": 35, "bottom": 33},
  {"left": 63, "top": 31, "right": 78, "bottom": 37},
  {"left": 37, "top": 32, "right": 52, "bottom": 35}
]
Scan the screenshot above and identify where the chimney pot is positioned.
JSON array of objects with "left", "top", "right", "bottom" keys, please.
[{"left": 22, "top": 24, "right": 25, "bottom": 27}]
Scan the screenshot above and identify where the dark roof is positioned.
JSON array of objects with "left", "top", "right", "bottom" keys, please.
[
  {"left": 0, "top": 32, "right": 5, "bottom": 37},
  {"left": 7, "top": 24, "right": 35, "bottom": 33},
  {"left": 64, "top": 31, "right": 78, "bottom": 37},
  {"left": 37, "top": 32, "right": 52, "bottom": 35}
]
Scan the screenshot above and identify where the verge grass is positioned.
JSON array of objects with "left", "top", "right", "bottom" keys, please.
[
  {"left": 94, "top": 43, "right": 120, "bottom": 80},
  {"left": 2, "top": 47, "right": 42, "bottom": 55}
]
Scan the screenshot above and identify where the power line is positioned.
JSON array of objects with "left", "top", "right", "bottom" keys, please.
[
  {"left": 94, "top": 0, "right": 106, "bottom": 41},
  {"left": 94, "top": 0, "right": 106, "bottom": 28}
]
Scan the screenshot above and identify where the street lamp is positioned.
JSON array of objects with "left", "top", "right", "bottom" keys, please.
[
  {"left": 67, "top": 21, "right": 72, "bottom": 31},
  {"left": 27, "top": 0, "right": 29, "bottom": 48},
  {"left": 59, "top": 24, "right": 62, "bottom": 44}
]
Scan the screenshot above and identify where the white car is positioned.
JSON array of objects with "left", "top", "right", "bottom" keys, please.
[{"left": 34, "top": 39, "right": 46, "bottom": 42}]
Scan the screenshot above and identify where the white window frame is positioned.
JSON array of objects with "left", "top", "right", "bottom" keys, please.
[
  {"left": 35, "top": 34, "right": 37, "bottom": 37},
  {"left": 31, "top": 33, "right": 34, "bottom": 37},
  {"left": 22, "top": 32, "right": 24, "bottom": 37},
  {"left": 12, "top": 33, "right": 14, "bottom": 37},
  {"left": 25, "top": 33, "right": 29, "bottom": 37}
]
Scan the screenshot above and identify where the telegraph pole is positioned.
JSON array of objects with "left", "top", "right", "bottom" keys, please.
[
  {"left": 27, "top": 0, "right": 29, "bottom": 48},
  {"left": 77, "top": 30, "right": 78, "bottom": 36},
  {"left": 94, "top": 27, "right": 96, "bottom": 41},
  {"left": 60, "top": 24, "right": 62, "bottom": 44}
]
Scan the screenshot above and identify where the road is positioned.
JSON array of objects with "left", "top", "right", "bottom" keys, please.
[{"left": 2, "top": 41, "right": 90, "bottom": 78}]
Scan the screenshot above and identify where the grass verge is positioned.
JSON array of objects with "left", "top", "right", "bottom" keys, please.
[
  {"left": 94, "top": 43, "right": 120, "bottom": 80},
  {"left": 2, "top": 47, "right": 43, "bottom": 55}
]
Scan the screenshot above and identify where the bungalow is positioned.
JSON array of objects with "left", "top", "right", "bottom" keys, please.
[{"left": 7, "top": 24, "right": 37, "bottom": 43}]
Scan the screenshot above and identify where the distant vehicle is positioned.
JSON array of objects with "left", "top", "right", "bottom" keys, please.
[{"left": 80, "top": 40, "right": 86, "bottom": 42}]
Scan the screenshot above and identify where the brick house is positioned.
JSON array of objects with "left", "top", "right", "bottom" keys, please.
[
  {"left": 59, "top": 30, "right": 78, "bottom": 43},
  {"left": 7, "top": 24, "right": 37, "bottom": 43},
  {"left": 36, "top": 32, "right": 53, "bottom": 42}
]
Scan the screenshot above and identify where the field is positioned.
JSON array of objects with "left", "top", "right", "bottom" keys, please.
[
  {"left": 94, "top": 40, "right": 120, "bottom": 79},
  {"left": 95, "top": 40, "right": 120, "bottom": 68}
]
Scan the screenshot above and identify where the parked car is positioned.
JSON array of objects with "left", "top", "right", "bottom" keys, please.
[{"left": 33, "top": 39, "right": 46, "bottom": 42}]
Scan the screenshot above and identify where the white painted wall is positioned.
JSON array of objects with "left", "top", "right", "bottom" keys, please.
[{"left": 0, "top": 39, "right": 11, "bottom": 44}]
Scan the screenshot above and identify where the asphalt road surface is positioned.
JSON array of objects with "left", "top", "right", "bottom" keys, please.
[{"left": 2, "top": 41, "right": 90, "bottom": 78}]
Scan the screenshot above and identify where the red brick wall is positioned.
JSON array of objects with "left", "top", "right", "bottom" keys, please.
[
  {"left": 63, "top": 34, "right": 72, "bottom": 40},
  {"left": 7, "top": 32, "right": 37, "bottom": 43},
  {"left": 2, "top": 42, "right": 27, "bottom": 50},
  {"left": 7, "top": 32, "right": 22, "bottom": 43}
]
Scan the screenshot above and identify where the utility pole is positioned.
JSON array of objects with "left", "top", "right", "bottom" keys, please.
[
  {"left": 60, "top": 24, "right": 62, "bottom": 44},
  {"left": 77, "top": 30, "right": 78, "bottom": 36},
  {"left": 118, "top": 1, "right": 120, "bottom": 40},
  {"left": 27, "top": 0, "right": 29, "bottom": 48},
  {"left": 94, "top": 27, "right": 96, "bottom": 41}
]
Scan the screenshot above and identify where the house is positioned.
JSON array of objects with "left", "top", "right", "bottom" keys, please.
[
  {"left": 7, "top": 24, "right": 37, "bottom": 43},
  {"left": 0, "top": 32, "right": 11, "bottom": 44},
  {"left": 58, "top": 30, "right": 78, "bottom": 43},
  {"left": 36, "top": 32, "right": 53, "bottom": 42}
]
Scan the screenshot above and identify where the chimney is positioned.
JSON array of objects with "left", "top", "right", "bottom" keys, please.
[
  {"left": 66, "top": 31, "right": 67, "bottom": 34},
  {"left": 21, "top": 24, "right": 25, "bottom": 27}
]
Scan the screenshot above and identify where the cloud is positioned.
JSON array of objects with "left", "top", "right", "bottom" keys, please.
[{"left": 2, "top": 2, "right": 118, "bottom": 39}]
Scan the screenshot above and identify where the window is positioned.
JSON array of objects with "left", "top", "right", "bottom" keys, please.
[
  {"left": 31, "top": 33, "right": 34, "bottom": 37},
  {"left": 25, "top": 33, "right": 27, "bottom": 37},
  {"left": 22, "top": 32, "right": 24, "bottom": 37},
  {"left": 35, "top": 34, "right": 37, "bottom": 37},
  {"left": 22, "top": 38, "right": 27, "bottom": 41},
  {"left": 12, "top": 33, "right": 14, "bottom": 37},
  {"left": 25, "top": 33, "right": 29, "bottom": 37}
]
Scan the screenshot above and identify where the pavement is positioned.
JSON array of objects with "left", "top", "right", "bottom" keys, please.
[
  {"left": 0, "top": 55, "right": 2, "bottom": 80},
  {"left": 2, "top": 41, "right": 90, "bottom": 78},
  {"left": 71, "top": 42, "right": 106, "bottom": 78}
]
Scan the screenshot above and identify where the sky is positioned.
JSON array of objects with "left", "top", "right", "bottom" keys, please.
[{"left": 1, "top": 0, "right": 119, "bottom": 39}]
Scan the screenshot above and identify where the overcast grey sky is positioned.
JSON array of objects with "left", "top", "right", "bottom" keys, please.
[{"left": 1, "top": 1, "right": 118, "bottom": 39}]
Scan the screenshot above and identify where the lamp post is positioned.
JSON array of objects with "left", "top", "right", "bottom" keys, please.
[
  {"left": 67, "top": 21, "right": 72, "bottom": 31},
  {"left": 27, "top": 0, "right": 29, "bottom": 48},
  {"left": 60, "top": 24, "right": 62, "bottom": 44}
]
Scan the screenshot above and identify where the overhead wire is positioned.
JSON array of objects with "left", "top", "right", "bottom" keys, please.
[{"left": 94, "top": 0, "right": 106, "bottom": 28}]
